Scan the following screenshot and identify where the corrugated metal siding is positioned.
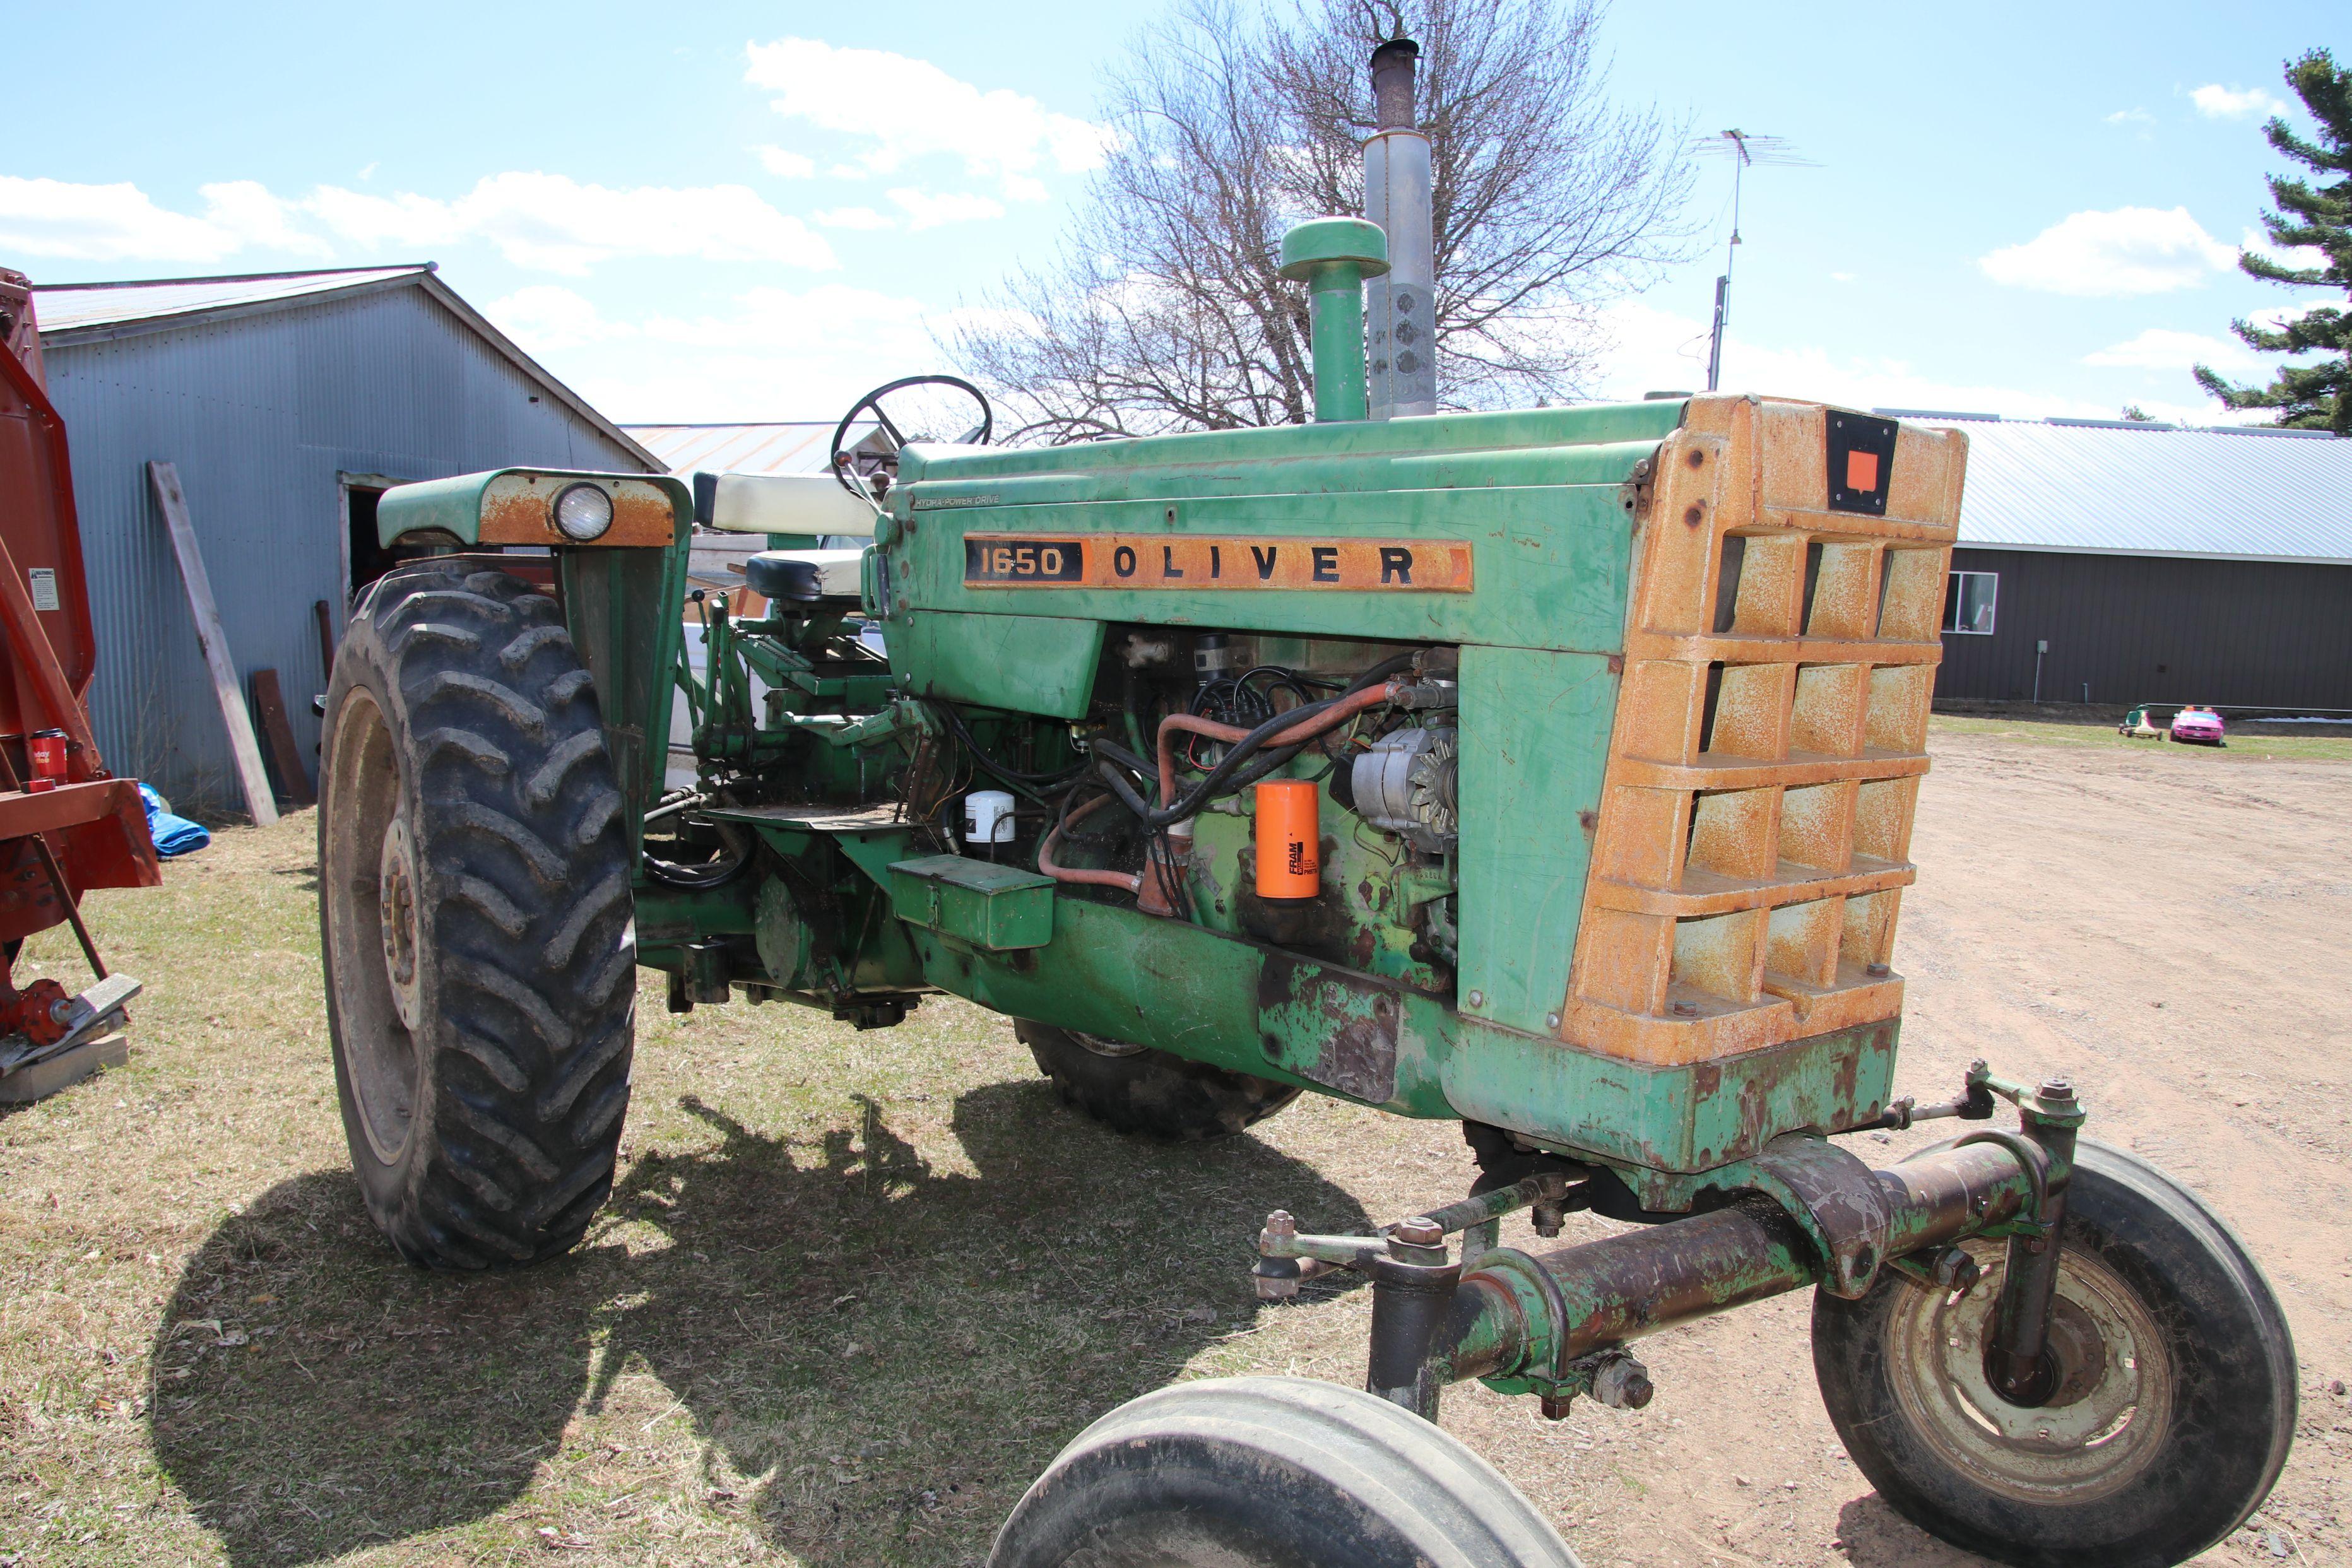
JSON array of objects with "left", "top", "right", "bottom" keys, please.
[
  {"left": 621, "top": 422, "right": 834, "bottom": 476},
  {"left": 43, "top": 284, "right": 642, "bottom": 815},
  {"left": 1934, "top": 547, "right": 2352, "bottom": 708},
  {"left": 1940, "top": 420, "right": 2352, "bottom": 563}
]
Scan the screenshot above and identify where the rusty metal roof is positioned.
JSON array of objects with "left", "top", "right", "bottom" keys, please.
[
  {"left": 1876, "top": 411, "right": 2352, "bottom": 565},
  {"left": 622, "top": 422, "right": 836, "bottom": 476}
]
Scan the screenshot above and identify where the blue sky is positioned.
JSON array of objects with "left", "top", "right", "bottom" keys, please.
[{"left": 4, "top": 1, "right": 2333, "bottom": 428}]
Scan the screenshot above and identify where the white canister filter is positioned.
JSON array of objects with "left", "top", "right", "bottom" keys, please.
[{"left": 964, "top": 789, "right": 1017, "bottom": 846}]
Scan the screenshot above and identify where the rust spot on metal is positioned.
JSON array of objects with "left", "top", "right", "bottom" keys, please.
[
  {"left": 1682, "top": 504, "right": 1705, "bottom": 528},
  {"left": 480, "top": 475, "right": 679, "bottom": 546},
  {"left": 1605, "top": 654, "right": 1624, "bottom": 675},
  {"left": 1578, "top": 809, "right": 1597, "bottom": 837},
  {"left": 1254, "top": 953, "right": 1400, "bottom": 1104},
  {"left": 610, "top": 485, "right": 677, "bottom": 543},
  {"left": 480, "top": 488, "right": 547, "bottom": 541}
]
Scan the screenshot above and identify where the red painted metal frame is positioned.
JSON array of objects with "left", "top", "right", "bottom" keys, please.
[{"left": 0, "top": 276, "right": 160, "bottom": 952}]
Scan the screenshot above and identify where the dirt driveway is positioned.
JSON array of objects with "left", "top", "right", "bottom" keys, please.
[{"left": 2, "top": 728, "right": 2346, "bottom": 1567}]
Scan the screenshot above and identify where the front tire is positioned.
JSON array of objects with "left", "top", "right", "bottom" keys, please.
[
  {"left": 1019, "top": 1020, "right": 1301, "bottom": 1141},
  {"left": 1812, "top": 1140, "right": 2295, "bottom": 1568},
  {"left": 990, "top": 1376, "right": 1580, "bottom": 1567},
  {"left": 320, "top": 567, "right": 637, "bottom": 1269}
]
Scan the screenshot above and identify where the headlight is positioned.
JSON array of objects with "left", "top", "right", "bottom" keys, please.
[{"left": 552, "top": 482, "right": 614, "bottom": 541}]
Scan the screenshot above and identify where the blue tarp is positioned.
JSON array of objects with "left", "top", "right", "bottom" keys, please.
[{"left": 139, "top": 784, "right": 210, "bottom": 858}]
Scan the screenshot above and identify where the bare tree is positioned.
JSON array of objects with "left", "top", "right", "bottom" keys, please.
[{"left": 955, "top": 0, "right": 1693, "bottom": 440}]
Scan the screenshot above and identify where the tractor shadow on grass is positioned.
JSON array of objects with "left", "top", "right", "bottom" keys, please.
[{"left": 150, "top": 1077, "right": 1373, "bottom": 1565}]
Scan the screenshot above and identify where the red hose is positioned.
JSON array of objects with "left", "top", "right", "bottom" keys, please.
[
  {"left": 1037, "top": 793, "right": 1143, "bottom": 892},
  {"left": 1155, "top": 681, "right": 1402, "bottom": 815}
]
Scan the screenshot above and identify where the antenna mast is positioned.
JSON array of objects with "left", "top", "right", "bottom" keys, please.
[{"left": 1694, "top": 129, "right": 1812, "bottom": 392}]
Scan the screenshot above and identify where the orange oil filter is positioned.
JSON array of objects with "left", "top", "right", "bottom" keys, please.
[{"left": 1254, "top": 779, "right": 1320, "bottom": 899}]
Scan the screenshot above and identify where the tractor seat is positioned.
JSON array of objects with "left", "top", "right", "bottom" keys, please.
[{"left": 744, "top": 547, "right": 865, "bottom": 606}]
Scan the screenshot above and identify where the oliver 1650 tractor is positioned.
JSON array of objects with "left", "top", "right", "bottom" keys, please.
[{"left": 318, "top": 214, "right": 2295, "bottom": 1567}]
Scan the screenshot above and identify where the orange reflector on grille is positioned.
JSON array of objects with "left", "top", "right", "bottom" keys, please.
[{"left": 1845, "top": 449, "right": 1880, "bottom": 492}]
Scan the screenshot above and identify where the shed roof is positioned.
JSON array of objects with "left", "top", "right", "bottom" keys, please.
[
  {"left": 1874, "top": 410, "right": 2352, "bottom": 565},
  {"left": 622, "top": 421, "right": 835, "bottom": 476},
  {"left": 32, "top": 264, "right": 661, "bottom": 472}
]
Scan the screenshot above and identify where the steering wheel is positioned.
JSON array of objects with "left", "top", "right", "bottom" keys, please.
[{"left": 829, "top": 374, "right": 993, "bottom": 500}]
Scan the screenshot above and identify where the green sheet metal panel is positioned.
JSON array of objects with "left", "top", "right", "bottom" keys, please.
[
  {"left": 888, "top": 854, "right": 1056, "bottom": 950},
  {"left": 882, "top": 403, "right": 1677, "bottom": 719},
  {"left": 1455, "top": 644, "right": 1621, "bottom": 1039},
  {"left": 558, "top": 533, "right": 688, "bottom": 860},
  {"left": 1441, "top": 1017, "right": 1901, "bottom": 1179},
  {"left": 885, "top": 609, "right": 1105, "bottom": 719},
  {"left": 897, "top": 401, "right": 1685, "bottom": 490},
  {"left": 891, "top": 483, "right": 1639, "bottom": 656}
]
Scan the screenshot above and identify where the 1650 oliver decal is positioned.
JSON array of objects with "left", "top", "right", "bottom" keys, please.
[{"left": 963, "top": 534, "right": 1472, "bottom": 592}]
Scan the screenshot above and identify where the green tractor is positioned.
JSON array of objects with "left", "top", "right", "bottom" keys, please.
[{"left": 317, "top": 218, "right": 2294, "bottom": 1568}]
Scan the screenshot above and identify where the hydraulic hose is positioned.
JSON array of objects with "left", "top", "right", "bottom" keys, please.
[
  {"left": 1036, "top": 793, "right": 1143, "bottom": 893},
  {"left": 1155, "top": 682, "right": 1402, "bottom": 827}
]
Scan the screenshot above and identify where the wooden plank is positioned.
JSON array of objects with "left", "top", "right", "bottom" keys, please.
[
  {"left": 147, "top": 461, "right": 278, "bottom": 827},
  {"left": 249, "top": 668, "right": 315, "bottom": 807},
  {"left": 314, "top": 598, "right": 338, "bottom": 680}
]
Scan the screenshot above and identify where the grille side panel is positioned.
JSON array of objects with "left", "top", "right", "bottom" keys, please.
[{"left": 1560, "top": 396, "right": 1967, "bottom": 1067}]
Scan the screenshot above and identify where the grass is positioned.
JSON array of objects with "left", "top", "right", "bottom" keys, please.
[
  {"left": 0, "top": 812, "right": 1471, "bottom": 1568},
  {"left": 1929, "top": 711, "right": 2352, "bottom": 763}
]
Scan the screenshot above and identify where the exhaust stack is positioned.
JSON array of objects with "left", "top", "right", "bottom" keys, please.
[{"left": 1364, "top": 38, "right": 1435, "bottom": 420}]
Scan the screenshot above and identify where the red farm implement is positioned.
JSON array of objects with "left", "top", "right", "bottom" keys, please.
[{"left": 0, "top": 268, "right": 157, "bottom": 1099}]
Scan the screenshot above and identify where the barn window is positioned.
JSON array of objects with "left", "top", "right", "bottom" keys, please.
[{"left": 1942, "top": 571, "right": 1997, "bottom": 635}]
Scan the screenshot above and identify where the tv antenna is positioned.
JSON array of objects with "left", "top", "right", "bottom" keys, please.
[{"left": 1691, "top": 130, "right": 1816, "bottom": 391}]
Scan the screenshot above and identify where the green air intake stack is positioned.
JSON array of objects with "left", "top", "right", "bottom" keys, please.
[{"left": 1279, "top": 216, "right": 1390, "bottom": 423}]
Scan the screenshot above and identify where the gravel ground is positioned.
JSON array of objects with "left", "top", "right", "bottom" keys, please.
[{"left": 0, "top": 724, "right": 2345, "bottom": 1566}]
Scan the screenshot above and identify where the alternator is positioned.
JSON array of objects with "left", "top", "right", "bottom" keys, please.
[{"left": 1350, "top": 727, "right": 1458, "bottom": 853}]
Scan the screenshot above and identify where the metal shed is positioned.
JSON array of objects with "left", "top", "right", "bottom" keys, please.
[
  {"left": 1877, "top": 412, "right": 2352, "bottom": 709},
  {"left": 31, "top": 264, "right": 658, "bottom": 816}
]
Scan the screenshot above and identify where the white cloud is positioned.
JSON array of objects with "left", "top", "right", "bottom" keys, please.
[
  {"left": 0, "top": 170, "right": 843, "bottom": 276},
  {"left": 2190, "top": 84, "right": 2288, "bottom": 120},
  {"left": 483, "top": 285, "right": 616, "bottom": 352},
  {"left": 1591, "top": 297, "right": 2255, "bottom": 427},
  {"left": 887, "top": 188, "right": 1005, "bottom": 230},
  {"left": 744, "top": 37, "right": 1111, "bottom": 198},
  {"left": 483, "top": 281, "right": 1002, "bottom": 423},
  {"left": 0, "top": 175, "right": 328, "bottom": 262},
  {"left": 815, "top": 206, "right": 894, "bottom": 230},
  {"left": 1979, "top": 207, "right": 2235, "bottom": 296},
  {"left": 2104, "top": 107, "right": 2153, "bottom": 126},
  {"left": 1829, "top": 271, "right": 1856, "bottom": 283},
  {"left": 2082, "top": 328, "right": 2257, "bottom": 372},
  {"left": 309, "top": 172, "right": 837, "bottom": 274},
  {"left": 755, "top": 146, "right": 817, "bottom": 178}
]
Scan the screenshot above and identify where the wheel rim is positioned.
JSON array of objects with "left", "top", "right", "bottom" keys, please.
[
  {"left": 378, "top": 811, "right": 423, "bottom": 1032},
  {"left": 322, "top": 687, "right": 422, "bottom": 1166},
  {"left": 1073, "top": 1031, "right": 1148, "bottom": 1059},
  {"left": 1883, "top": 1237, "right": 2175, "bottom": 1504}
]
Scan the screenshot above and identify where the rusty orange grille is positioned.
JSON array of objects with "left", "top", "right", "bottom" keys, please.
[{"left": 1563, "top": 395, "right": 1967, "bottom": 1066}]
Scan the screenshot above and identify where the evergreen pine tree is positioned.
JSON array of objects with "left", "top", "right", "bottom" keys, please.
[{"left": 2194, "top": 49, "right": 2351, "bottom": 434}]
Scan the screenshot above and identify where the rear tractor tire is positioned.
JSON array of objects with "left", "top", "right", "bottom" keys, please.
[
  {"left": 1019, "top": 1020, "right": 1301, "bottom": 1141},
  {"left": 319, "top": 566, "right": 637, "bottom": 1269},
  {"left": 990, "top": 1376, "right": 1580, "bottom": 1567},
  {"left": 1812, "top": 1140, "right": 2295, "bottom": 1568}
]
